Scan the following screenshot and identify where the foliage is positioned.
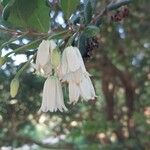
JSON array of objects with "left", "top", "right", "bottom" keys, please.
[{"left": 2, "top": 0, "right": 50, "bottom": 32}]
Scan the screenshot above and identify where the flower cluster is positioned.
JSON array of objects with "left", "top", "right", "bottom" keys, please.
[{"left": 36, "top": 40, "right": 96, "bottom": 112}]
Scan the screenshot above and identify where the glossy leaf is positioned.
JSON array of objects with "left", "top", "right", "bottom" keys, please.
[
  {"left": 2, "top": 0, "right": 50, "bottom": 32},
  {"left": 78, "top": 32, "right": 88, "bottom": 57},
  {"left": 0, "top": 0, "right": 10, "bottom": 6},
  {"left": 2, "top": 0, "right": 15, "bottom": 20},
  {"left": 84, "top": 0, "right": 93, "bottom": 24},
  {"left": 83, "top": 25, "right": 100, "bottom": 37},
  {"left": 60, "top": 0, "right": 80, "bottom": 19}
]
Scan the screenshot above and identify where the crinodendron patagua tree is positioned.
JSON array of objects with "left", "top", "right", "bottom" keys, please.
[
  {"left": 0, "top": 0, "right": 130, "bottom": 111},
  {"left": 1, "top": 0, "right": 150, "bottom": 149}
]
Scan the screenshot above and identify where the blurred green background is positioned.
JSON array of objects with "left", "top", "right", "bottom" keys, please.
[{"left": 0, "top": 0, "right": 150, "bottom": 150}]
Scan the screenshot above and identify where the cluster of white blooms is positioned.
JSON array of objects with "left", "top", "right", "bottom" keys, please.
[{"left": 36, "top": 40, "right": 96, "bottom": 112}]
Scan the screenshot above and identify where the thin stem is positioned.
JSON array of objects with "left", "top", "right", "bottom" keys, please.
[
  {"left": 0, "top": 32, "right": 29, "bottom": 51},
  {"left": 13, "top": 30, "right": 70, "bottom": 78},
  {"left": 1, "top": 30, "right": 70, "bottom": 68},
  {"left": 0, "top": 27, "right": 47, "bottom": 36},
  {"left": 48, "top": 29, "right": 70, "bottom": 40},
  {"left": 15, "top": 53, "right": 36, "bottom": 78},
  {"left": 65, "top": 30, "right": 79, "bottom": 47},
  {"left": 5, "top": 29, "right": 69, "bottom": 57},
  {"left": 107, "top": 0, "right": 130, "bottom": 11},
  {"left": 91, "top": 0, "right": 131, "bottom": 23},
  {"left": 5, "top": 35, "right": 48, "bottom": 57}
]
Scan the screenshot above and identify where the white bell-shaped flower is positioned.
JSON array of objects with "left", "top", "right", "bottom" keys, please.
[
  {"left": 39, "top": 76, "right": 67, "bottom": 112},
  {"left": 61, "top": 68, "right": 83, "bottom": 85},
  {"left": 60, "top": 46, "right": 96, "bottom": 104},
  {"left": 80, "top": 75, "right": 96, "bottom": 101},
  {"left": 68, "top": 74, "right": 96, "bottom": 104},
  {"left": 35, "top": 40, "right": 57, "bottom": 76},
  {"left": 60, "top": 46, "right": 87, "bottom": 80},
  {"left": 68, "top": 81, "right": 80, "bottom": 104}
]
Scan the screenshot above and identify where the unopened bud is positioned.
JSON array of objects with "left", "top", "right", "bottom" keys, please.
[
  {"left": 51, "top": 48, "right": 61, "bottom": 69},
  {"left": 0, "top": 56, "right": 6, "bottom": 67},
  {"left": 10, "top": 78, "right": 20, "bottom": 98}
]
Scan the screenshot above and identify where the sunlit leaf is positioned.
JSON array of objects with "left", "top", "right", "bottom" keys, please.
[
  {"left": 0, "top": 0, "right": 10, "bottom": 6},
  {"left": 2, "top": 0, "right": 50, "bottom": 32},
  {"left": 84, "top": 0, "right": 93, "bottom": 24},
  {"left": 83, "top": 25, "right": 100, "bottom": 37},
  {"left": 78, "top": 32, "right": 88, "bottom": 57},
  {"left": 60, "top": 0, "right": 80, "bottom": 19}
]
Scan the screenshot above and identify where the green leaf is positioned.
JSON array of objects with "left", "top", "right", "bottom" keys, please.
[
  {"left": 60, "top": 0, "right": 80, "bottom": 19},
  {"left": 84, "top": 0, "right": 93, "bottom": 24},
  {"left": 0, "top": 0, "right": 10, "bottom": 6},
  {"left": 2, "top": 0, "right": 15, "bottom": 20},
  {"left": 89, "top": 0, "right": 97, "bottom": 9},
  {"left": 0, "top": 56, "right": 7, "bottom": 67},
  {"left": 83, "top": 25, "right": 100, "bottom": 37},
  {"left": 2, "top": 0, "right": 50, "bottom": 32},
  {"left": 78, "top": 32, "right": 88, "bottom": 57}
]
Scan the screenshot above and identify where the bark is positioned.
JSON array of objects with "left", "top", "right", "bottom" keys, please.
[
  {"left": 95, "top": 52, "right": 137, "bottom": 118},
  {"left": 102, "top": 67, "right": 115, "bottom": 121}
]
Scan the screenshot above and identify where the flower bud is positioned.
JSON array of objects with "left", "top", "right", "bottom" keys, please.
[
  {"left": 0, "top": 56, "right": 6, "bottom": 67},
  {"left": 10, "top": 78, "right": 20, "bottom": 98},
  {"left": 35, "top": 40, "right": 58, "bottom": 76},
  {"left": 51, "top": 48, "right": 61, "bottom": 69}
]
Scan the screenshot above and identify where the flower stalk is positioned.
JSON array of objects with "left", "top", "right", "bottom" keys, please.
[
  {"left": 0, "top": 32, "right": 29, "bottom": 51},
  {"left": 10, "top": 54, "right": 36, "bottom": 97}
]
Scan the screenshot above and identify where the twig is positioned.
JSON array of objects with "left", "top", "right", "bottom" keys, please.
[
  {"left": 107, "top": 0, "right": 130, "bottom": 11},
  {"left": 15, "top": 53, "right": 36, "bottom": 78},
  {"left": 91, "top": 0, "right": 131, "bottom": 23},
  {"left": 0, "top": 32, "right": 29, "bottom": 50},
  {"left": 0, "top": 27, "right": 48, "bottom": 36},
  {"left": 4, "top": 30, "right": 69, "bottom": 57}
]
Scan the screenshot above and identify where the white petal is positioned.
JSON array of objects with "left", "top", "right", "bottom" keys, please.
[
  {"left": 46, "top": 77, "right": 57, "bottom": 112},
  {"left": 39, "top": 77, "right": 55, "bottom": 112},
  {"left": 80, "top": 75, "right": 96, "bottom": 101},
  {"left": 36, "top": 40, "right": 50, "bottom": 69},
  {"left": 49, "top": 40, "right": 57, "bottom": 52},
  {"left": 60, "top": 46, "right": 88, "bottom": 80},
  {"left": 55, "top": 78, "right": 67, "bottom": 112},
  {"left": 56, "top": 65, "right": 63, "bottom": 80},
  {"left": 68, "top": 81, "right": 80, "bottom": 104},
  {"left": 59, "top": 49, "right": 68, "bottom": 78},
  {"left": 74, "top": 47, "right": 87, "bottom": 73},
  {"left": 62, "top": 68, "right": 83, "bottom": 84},
  {"left": 73, "top": 68, "right": 84, "bottom": 84},
  {"left": 65, "top": 46, "right": 81, "bottom": 72},
  {"left": 39, "top": 76, "right": 67, "bottom": 112},
  {"left": 42, "top": 60, "right": 52, "bottom": 77}
]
